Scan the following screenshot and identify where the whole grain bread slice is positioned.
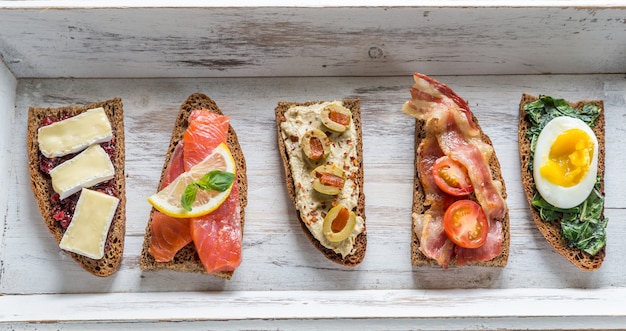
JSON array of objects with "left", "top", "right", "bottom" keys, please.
[
  {"left": 139, "top": 93, "right": 247, "bottom": 280},
  {"left": 275, "top": 99, "right": 366, "bottom": 267},
  {"left": 518, "top": 93, "right": 605, "bottom": 270},
  {"left": 411, "top": 113, "right": 510, "bottom": 268},
  {"left": 27, "top": 98, "right": 126, "bottom": 277}
]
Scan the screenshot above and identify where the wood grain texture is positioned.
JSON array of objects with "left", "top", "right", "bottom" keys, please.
[
  {"left": 0, "top": 60, "right": 16, "bottom": 280},
  {"left": 4, "top": 0, "right": 626, "bottom": 7},
  {"left": 0, "top": 7, "right": 625, "bottom": 78},
  {"left": 3, "top": 289, "right": 626, "bottom": 329},
  {"left": 1, "top": 75, "right": 626, "bottom": 330}
]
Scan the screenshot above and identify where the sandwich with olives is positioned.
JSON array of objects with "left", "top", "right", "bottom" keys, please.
[{"left": 275, "top": 99, "right": 366, "bottom": 266}]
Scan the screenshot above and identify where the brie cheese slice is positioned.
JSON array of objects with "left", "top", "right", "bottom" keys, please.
[
  {"left": 59, "top": 188, "right": 119, "bottom": 260},
  {"left": 38, "top": 107, "right": 113, "bottom": 158},
  {"left": 50, "top": 144, "right": 115, "bottom": 200}
]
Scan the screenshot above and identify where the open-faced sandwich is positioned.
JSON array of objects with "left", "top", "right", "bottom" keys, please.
[
  {"left": 518, "top": 94, "right": 607, "bottom": 270},
  {"left": 140, "top": 93, "right": 247, "bottom": 280},
  {"left": 402, "top": 73, "right": 509, "bottom": 268},
  {"left": 27, "top": 98, "right": 126, "bottom": 277},
  {"left": 276, "top": 99, "right": 366, "bottom": 266}
]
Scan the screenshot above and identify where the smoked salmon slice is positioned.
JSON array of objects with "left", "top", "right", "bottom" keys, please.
[
  {"left": 183, "top": 110, "right": 230, "bottom": 171},
  {"left": 149, "top": 109, "right": 242, "bottom": 273},
  {"left": 191, "top": 183, "right": 242, "bottom": 273},
  {"left": 149, "top": 143, "right": 192, "bottom": 262},
  {"left": 149, "top": 212, "right": 192, "bottom": 262},
  {"left": 161, "top": 142, "right": 185, "bottom": 188}
]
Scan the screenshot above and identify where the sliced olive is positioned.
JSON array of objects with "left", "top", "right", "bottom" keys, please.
[
  {"left": 323, "top": 204, "right": 357, "bottom": 242},
  {"left": 301, "top": 129, "right": 330, "bottom": 161},
  {"left": 321, "top": 104, "right": 352, "bottom": 133},
  {"left": 311, "top": 164, "right": 346, "bottom": 195}
]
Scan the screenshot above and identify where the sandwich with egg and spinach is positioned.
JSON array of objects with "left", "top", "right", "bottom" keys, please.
[
  {"left": 518, "top": 94, "right": 607, "bottom": 270},
  {"left": 27, "top": 98, "right": 126, "bottom": 277},
  {"left": 275, "top": 99, "right": 366, "bottom": 266}
]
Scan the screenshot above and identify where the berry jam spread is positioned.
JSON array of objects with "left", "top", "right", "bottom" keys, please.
[{"left": 39, "top": 113, "right": 117, "bottom": 229}]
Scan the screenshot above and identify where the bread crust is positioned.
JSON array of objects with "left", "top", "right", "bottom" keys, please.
[
  {"left": 27, "top": 98, "right": 126, "bottom": 277},
  {"left": 518, "top": 93, "right": 605, "bottom": 271},
  {"left": 139, "top": 93, "right": 247, "bottom": 280},
  {"left": 411, "top": 114, "right": 510, "bottom": 268},
  {"left": 275, "top": 99, "right": 366, "bottom": 267}
]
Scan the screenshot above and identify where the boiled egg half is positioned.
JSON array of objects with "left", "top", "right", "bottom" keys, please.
[{"left": 533, "top": 116, "right": 598, "bottom": 209}]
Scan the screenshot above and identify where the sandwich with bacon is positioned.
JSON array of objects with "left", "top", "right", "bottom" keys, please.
[{"left": 402, "top": 73, "right": 509, "bottom": 268}]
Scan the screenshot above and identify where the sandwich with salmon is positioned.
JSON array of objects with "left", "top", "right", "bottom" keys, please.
[
  {"left": 27, "top": 98, "right": 126, "bottom": 277},
  {"left": 402, "top": 73, "right": 509, "bottom": 268},
  {"left": 275, "top": 99, "right": 366, "bottom": 266},
  {"left": 140, "top": 93, "right": 247, "bottom": 279},
  {"left": 518, "top": 94, "right": 606, "bottom": 270}
]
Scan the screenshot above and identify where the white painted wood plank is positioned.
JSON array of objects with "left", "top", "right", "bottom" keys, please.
[
  {"left": 2, "top": 288, "right": 626, "bottom": 329},
  {"left": 2, "top": 74, "right": 625, "bottom": 328},
  {"left": 0, "top": 59, "right": 16, "bottom": 283},
  {"left": 3, "top": 317, "right": 626, "bottom": 331},
  {"left": 0, "top": 7, "right": 624, "bottom": 78},
  {"left": 0, "top": 0, "right": 624, "bottom": 8},
  {"left": 4, "top": 74, "right": 626, "bottom": 293},
  {"left": 3, "top": 0, "right": 626, "bottom": 8}
]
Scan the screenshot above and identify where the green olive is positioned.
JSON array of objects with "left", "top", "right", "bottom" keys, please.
[
  {"left": 323, "top": 204, "right": 357, "bottom": 242},
  {"left": 320, "top": 104, "right": 352, "bottom": 133},
  {"left": 311, "top": 164, "right": 346, "bottom": 195},
  {"left": 301, "top": 129, "right": 330, "bottom": 162}
]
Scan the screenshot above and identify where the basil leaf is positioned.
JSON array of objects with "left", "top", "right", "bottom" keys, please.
[
  {"left": 181, "top": 184, "right": 198, "bottom": 212},
  {"left": 197, "top": 170, "right": 235, "bottom": 192},
  {"left": 180, "top": 170, "right": 235, "bottom": 211}
]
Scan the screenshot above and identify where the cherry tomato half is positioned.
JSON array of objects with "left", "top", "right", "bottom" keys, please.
[
  {"left": 432, "top": 156, "right": 473, "bottom": 196},
  {"left": 443, "top": 200, "right": 489, "bottom": 249}
]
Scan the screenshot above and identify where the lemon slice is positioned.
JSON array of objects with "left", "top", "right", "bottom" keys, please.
[{"left": 148, "top": 142, "right": 236, "bottom": 218}]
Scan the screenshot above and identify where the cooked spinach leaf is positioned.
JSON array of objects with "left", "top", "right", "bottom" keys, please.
[{"left": 531, "top": 182, "right": 607, "bottom": 255}]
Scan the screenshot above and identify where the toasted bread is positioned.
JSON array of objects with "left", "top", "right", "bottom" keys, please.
[
  {"left": 518, "top": 93, "right": 606, "bottom": 270},
  {"left": 27, "top": 98, "right": 126, "bottom": 277},
  {"left": 139, "top": 93, "right": 247, "bottom": 280},
  {"left": 275, "top": 99, "right": 366, "bottom": 267},
  {"left": 410, "top": 114, "right": 510, "bottom": 268}
]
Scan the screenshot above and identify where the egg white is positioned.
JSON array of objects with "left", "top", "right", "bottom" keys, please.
[{"left": 533, "top": 116, "right": 598, "bottom": 209}]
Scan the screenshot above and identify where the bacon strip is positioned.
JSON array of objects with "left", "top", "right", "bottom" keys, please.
[
  {"left": 415, "top": 136, "right": 455, "bottom": 268},
  {"left": 406, "top": 73, "right": 476, "bottom": 132},
  {"left": 403, "top": 73, "right": 507, "bottom": 266},
  {"left": 455, "top": 221, "right": 503, "bottom": 266},
  {"left": 403, "top": 73, "right": 506, "bottom": 223},
  {"left": 439, "top": 111, "right": 506, "bottom": 222}
]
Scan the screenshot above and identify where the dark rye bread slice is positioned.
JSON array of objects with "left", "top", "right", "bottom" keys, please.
[
  {"left": 411, "top": 113, "right": 510, "bottom": 267},
  {"left": 27, "top": 98, "right": 126, "bottom": 277},
  {"left": 139, "top": 93, "right": 247, "bottom": 280},
  {"left": 275, "top": 99, "right": 366, "bottom": 267},
  {"left": 518, "top": 93, "right": 605, "bottom": 270}
]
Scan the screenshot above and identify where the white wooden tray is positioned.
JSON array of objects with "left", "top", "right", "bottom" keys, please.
[{"left": 1, "top": 4, "right": 625, "bottom": 330}]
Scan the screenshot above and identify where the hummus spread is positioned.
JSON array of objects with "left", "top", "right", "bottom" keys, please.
[{"left": 280, "top": 101, "right": 365, "bottom": 257}]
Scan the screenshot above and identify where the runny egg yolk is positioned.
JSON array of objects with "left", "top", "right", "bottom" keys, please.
[{"left": 539, "top": 128, "right": 595, "bottom": 187}]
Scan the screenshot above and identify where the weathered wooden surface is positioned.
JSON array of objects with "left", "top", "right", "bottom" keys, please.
[
  {"left": 0, "top": 7, "right": 625, "bottom": 79},
  {"left": 1, "top": 74, "right": 625, "bottom": 329},
  {"left": 1, "top": 3, "right": 626, "bottom": 329},
  {"left": 3, "top": 0, "right": 626, "bottom": 7}
]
